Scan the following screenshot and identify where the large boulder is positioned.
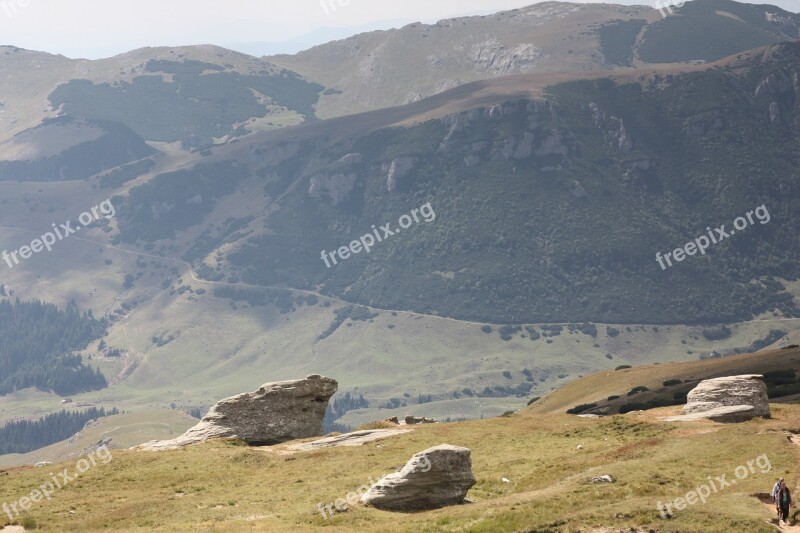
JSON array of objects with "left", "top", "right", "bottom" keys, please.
[
  {"left": 361, "top": 444, "right": 476, "bottom": 511},
  {"left": 135, "top": 375, "right": 337, "bottom": 450},
  {"left": 681, "top": 374, "right": 770, "bottom": 420}
]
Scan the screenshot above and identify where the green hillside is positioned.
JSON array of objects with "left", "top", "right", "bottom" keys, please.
[
  {"left": 0, "top": 299, "right": 106, "bottom": 396},
  {"left": 0, "top": 117, "right": 157, "bottom": 182},
  {"left": 529, "top": 345, "right": 800, "bottom": 416},
  {"left": 0, "top": 45, "right": 321, "bottom": 149},
  {"left": 49, "top": 63, "right": 323, "bottom": 147},
  {"left": 638, "top": 0, "right": 800, "bottom": 63},
  {"left": 110, "top": 42, "right": 800, "bottom": 325}
]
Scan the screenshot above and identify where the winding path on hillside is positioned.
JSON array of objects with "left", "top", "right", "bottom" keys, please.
[{"left": 1, "top": 222, "right": 799, "bottom": 330}]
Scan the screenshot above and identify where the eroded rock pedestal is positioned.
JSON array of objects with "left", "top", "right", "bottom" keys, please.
[{"left": 136, "top": 375, "right": 337, "bottom": 450}]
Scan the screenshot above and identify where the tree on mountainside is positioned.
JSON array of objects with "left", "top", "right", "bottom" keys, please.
[
  {"left": 0, "top": 407, "right": 118, "bottom": 454},
  {"left": 0, "top": 299, "right": 107, "bottom": 396}
]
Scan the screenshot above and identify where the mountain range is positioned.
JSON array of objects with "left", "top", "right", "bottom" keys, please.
[{"left": 0, "top": 0, "right": 799, "bottom": 444}]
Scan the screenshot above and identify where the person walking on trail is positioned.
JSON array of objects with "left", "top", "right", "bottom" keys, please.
[
  {"left": 778, "top": 480, "right": 794, "bottom": 526},
  {"left": 775, "top": 478, "right": 785, "bottom": 516}
]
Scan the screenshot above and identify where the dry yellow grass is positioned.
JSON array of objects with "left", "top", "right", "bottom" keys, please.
[
  {"left": 0, "top": 400, "right": 798, "bottom": 532},
  {"left": 530, "top": 346, "right": 800, "bottom": 415}
]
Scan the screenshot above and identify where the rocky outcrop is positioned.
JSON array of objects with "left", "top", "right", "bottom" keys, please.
[
  {"left": 308, "top": 153, "right": 362, "bottom": 205},
  {"left": 665, "top": 405, "right": 760, "bottom": 423},
  {"left": 535, "top": 129, "right": 572, "bottom": 157},
  {"left": 488, "top": 132, "right": 535, "bottom": 161},
  {"left": 589, "top": 103, "right": 633, "bottom": 152},
  {"left": 679, "top": 374, "right": 770, "bottom": 421},
  {"left": 769, "top": 101, "right": 782, "bottom": 125},
  {"left": 361, "top": 444, "right": 476, "bottom": 510},
  {"left": 469, "top": 39, "right": 547, "bottom": 75},
  {"left": 755, "top": 71, "right": 795, "bottom": 100},
  {"left": 135, "top": 375, "right": 337, "bottom": 450},
  {"left": 308, "top": 172, "right": 357, "bottom": 205},
  {"left": 385, "top": 157, "right": 416, "bottom": 192},
  {"left": 338, "top": 153, "right": 363, "bottom": 166},
  {"left": 764, "top": 11, "right": 800, "bottom": 39},
  {"left": 569, "top": 180, "right": 587, "bottom": 198}
]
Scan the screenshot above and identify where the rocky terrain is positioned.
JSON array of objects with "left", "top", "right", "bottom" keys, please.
[
  {"left": 136, "top": 375, "right": 337, "bottom": 450},
  {"left": 3, "top": 352, "right": 800, "bottom": 531}
]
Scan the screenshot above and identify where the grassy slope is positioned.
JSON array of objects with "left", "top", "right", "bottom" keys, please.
[
  {"left": 637, "top": 0, "right": 800, "bottom": 64},
  {"left": 268, "top": 3, "right": 658, "bottom": 119},
  {"left": 0, "top": 410, "right": 196, "bottom": 468},
  {"left": 529, "top": 346, "right": 800, "bottom": 415},
  {"left": 0, "top": 402, "right": 798, "bottom": 531},
  {"left": 0, "top": 45, "right": 309, "bottom": 146},
  {"left": 269, "top": 0, "right": 799, "bottom": 120}
]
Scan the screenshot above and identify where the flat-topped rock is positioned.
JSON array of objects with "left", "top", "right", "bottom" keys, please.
[
  {"left": 135, "top": 375, "right": 337, "bottom": 451},
  {"left": 665, "top": 404, "right": 759, "bottom": 423},
  {"left": 286, "top": 429, "right": 413, "bottom": 451},
  {"left": 682, "top": 374, "right": 769, "bottom": 419}
]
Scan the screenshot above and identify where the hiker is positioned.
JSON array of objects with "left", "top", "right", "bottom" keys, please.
[
  {"left": 778, "top": 480, "right": 794, "bottom": 525},
  {"left": 774, "top": 478, "right": 785, "bottom": 515}
]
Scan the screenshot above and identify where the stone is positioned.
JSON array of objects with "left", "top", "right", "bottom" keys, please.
[
  {"left": 591, "top": 475, "right": 615, "bottom": 483},
  {"left": 135, "top": 375, "right": 337, "bottom": 450},
  {"left": 385, "top": 157, "right": 416, "bottom": 192},
  {"left": 664, "top": 404, "right": 759, "bottom": 423},
  {"left": 308, "top": 172, "right": 357, "bottom": 205},
  {"left": 338, "top": 153, "right": 363, "bottom": 166},
  {"left": 286, "top": 429, "right": 412, "bottom": 451},
  {"left": 361, "top": 444, "right": 476, "bottom": 510},
  {"left": 682, "top": 374, "right": 770, "bottom": 419}
]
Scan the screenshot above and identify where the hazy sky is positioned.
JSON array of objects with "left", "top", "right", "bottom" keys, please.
[{"left": 1, "top": 0, "right": 798, "bottom": 59}]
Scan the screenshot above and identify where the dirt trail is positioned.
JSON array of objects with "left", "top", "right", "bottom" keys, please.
[{"left": 758, "top": 498, "right": 800, "bottom": 531}]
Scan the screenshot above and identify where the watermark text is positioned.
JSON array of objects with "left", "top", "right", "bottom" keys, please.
[
  {"left": 321, "top": 202, "right": 435, "bottom": 269},
  {"left": 657, "top": 453, "right": 771, "bottom": 518},
  {"left": 2, "top": 199, "right": 116, "bottom": 269},
  {"left": 656, "top": 204, "right": 770, "bottom": 270}
]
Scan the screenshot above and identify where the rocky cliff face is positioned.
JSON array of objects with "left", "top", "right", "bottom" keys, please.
[{"left": 308, "top": 153, "right": 364, "bottom": 204}]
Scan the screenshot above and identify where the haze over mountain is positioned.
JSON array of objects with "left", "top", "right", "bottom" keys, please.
[
  {"left": 1, "top": 3, "right": 800, "bottom": 531},
  {"left": 226, "top": 20, "right": 421, "bottom": 57},
  {"left": 269, "top": 0, "right": 800, "bottom": 117}
]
